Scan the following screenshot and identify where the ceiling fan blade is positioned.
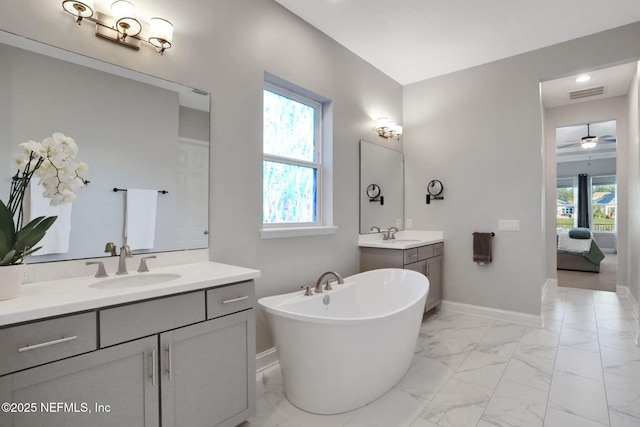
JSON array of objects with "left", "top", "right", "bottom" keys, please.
[{"left": 557, "top": 142, "right": 581, "bottom": 149}]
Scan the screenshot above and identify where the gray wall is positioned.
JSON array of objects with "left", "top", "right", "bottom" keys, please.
[
  {"left": 627, "top": 66, "right": 640, "bottom": 308},
  {"left": 403, "top": 23, "right": 640, "bottom": 316},
  {"left": 0, "top": 0, "right": 402, "bottom": 353}
]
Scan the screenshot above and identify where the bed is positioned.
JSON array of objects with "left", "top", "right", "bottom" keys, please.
[{"left": 557, "top": 228, "right": 605, "bottom": 273}]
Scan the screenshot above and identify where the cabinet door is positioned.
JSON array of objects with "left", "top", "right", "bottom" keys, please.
[
  {"left": 160, "top": 309, "right": 255, "bottom": 427},
  {"left": 425, "top": 255, "right": 443, "bottom": 311},
  {"left": 0, "top": 336, "right": 159, "bottom": 427},
  {"left": 404, "top": 260, "right": 426, "bottom": 276}
]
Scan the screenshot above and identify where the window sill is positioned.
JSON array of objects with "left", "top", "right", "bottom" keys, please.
[{"left": 260, "top": 226, "right": 338, "bottom": 239}]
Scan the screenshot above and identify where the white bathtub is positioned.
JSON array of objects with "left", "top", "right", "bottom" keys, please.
[{"left": 258, "top": 268, "right": 429, "bottom": 414}]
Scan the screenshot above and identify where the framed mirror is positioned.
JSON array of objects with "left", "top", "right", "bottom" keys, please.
[
  {"left": 359, "top": 140, "right": 403, "bottom": 233},
  {"left": 0, "top": 31, "right": 210, "bottom": 263}
]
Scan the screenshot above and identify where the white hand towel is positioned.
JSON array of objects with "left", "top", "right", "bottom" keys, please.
[
  {"left": 28, "top": 180, "right": 72, "bottom": 255},
  {"left": 125, "top": 189, "right": 158, "bottom": 250}
]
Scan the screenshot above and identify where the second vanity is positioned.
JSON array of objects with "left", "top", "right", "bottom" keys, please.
[
  {"left": 359, "top": 230, "right": 444, "bottom": 312},
  {"left": 0, "top": 261, "right": 260, "bottom": 427}
]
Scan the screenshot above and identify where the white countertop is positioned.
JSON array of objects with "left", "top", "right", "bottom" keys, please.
[
  {"left": 358, "top": 230, "right": 444, "bottom": 249},
  {"left": 0, "top": 261, "right": 261, "bottom": 326}
]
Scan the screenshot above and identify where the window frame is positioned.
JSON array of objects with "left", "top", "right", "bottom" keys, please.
[{"left": 261, "top": 80, "right": 335, "bottom": 238}]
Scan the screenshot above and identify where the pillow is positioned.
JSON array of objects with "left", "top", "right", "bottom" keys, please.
[{"left": 568, "top": 227, "right": 591, "bottom": 239}]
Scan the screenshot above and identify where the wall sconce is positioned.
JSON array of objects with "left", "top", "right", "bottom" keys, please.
[
  {"left": 376, "top": 117, "right": 403, "bottom": 140},
  {"left": 61, "top": 0, "right": 173, "bottom": 55}
]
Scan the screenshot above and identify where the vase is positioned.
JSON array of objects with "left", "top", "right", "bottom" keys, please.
[{"left": 0, "top": 264, "right": 25, "bottom": 300}]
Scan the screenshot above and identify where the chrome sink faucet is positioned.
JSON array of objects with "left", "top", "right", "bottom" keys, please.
[
  {"left": 383, "top": 227, "right": 399, "bottom": 240},
  {"left": 116, "top": 245, "right": 132, "bottom": 275},
  {"left": 314, "top": 271, "right": 344, "bottom": 293},
  {"left": 370, "top": 226, "right": 381, "bottom": 233}
]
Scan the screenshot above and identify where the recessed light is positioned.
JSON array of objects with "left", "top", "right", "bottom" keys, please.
[{"left": 576, "top": 75, "right": 592, "bottom": 83}]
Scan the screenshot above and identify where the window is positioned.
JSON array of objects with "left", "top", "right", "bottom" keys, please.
[
  {"left": 556, "top": 175, "right": 617, "bottom": 232},
  {"left": 262, "top": 79, "right": 334, "bottom": 237},
  {"left": 556, "top": 177, "right": 576, "bottom": 230},
  {"left": 591, "top": 176, "right": 616, "bottom": 232}
]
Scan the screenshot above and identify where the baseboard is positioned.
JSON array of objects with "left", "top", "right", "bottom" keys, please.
[
  {"left": 256, "top": 347, "right": 279, "bottom": 374},
  {"left": 440, "top": 300, "right": 543, "bottom": 327},
  {"left": 542, "top": 279, "right": 556, "bottom": 301},
  {"left": 618, "top": 286, "right": 640, "bottom": 346},
  {"left": 623, "top": 287, "right": 639, "bottom": 318}
]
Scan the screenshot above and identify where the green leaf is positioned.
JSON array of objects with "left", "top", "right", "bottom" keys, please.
[
  {"left": 0, "top": 249, "right": 16, "bottom": 266},
  {"left": 0, "top": 200, "right": 17, "bottom": 260},
  {"left": 14, "top": 216, "right": 57, "bottom": 253}
]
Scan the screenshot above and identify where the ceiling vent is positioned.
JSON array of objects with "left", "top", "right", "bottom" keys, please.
[{"left": 569, "top": 86, "right": 605, "bottom": 100}]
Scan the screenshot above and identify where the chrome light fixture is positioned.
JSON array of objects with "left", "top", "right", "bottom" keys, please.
[
  {"left": 61, "top": 1, "right": 173, "bottom": 55},
  {"left": 376, "top": 117, "right": 403, "bottom": 140}
]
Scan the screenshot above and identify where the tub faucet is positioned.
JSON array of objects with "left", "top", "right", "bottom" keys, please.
[
  {"left": 384, "top": 227, "right": 399, "bottom": 240},
  {"left": 314, "top": 271, "right": 344, "bottom": 293},
  {"left": 116, "top": 245, "right": 132, "bottom": 275}
]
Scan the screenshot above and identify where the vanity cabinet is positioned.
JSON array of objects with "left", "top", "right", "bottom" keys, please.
[
  {"left": 0, "top": 280, "right": 255, "bottom": 427},
  {"left": 0, "top": 335, "right": 159, "bottom": 427},
  {"left": 360, "top": 243, "right": 443, "bottom": 312}
]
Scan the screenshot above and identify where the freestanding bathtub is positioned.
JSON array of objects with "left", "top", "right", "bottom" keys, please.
[{"left": 258, "top": 268, "right": 429, "bottom": 414}]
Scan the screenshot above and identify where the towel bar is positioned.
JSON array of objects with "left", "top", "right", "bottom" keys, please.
[{"left": 113, "top": 187, "right": 169, "bottom": 194}]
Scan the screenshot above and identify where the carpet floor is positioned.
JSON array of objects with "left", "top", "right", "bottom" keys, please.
[{"left": 557, "top": 253, "right": 617, "bottom": 292}]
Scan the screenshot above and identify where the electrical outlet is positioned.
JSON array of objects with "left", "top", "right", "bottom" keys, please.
[
  {"left": 396, "top": 218, "right": 402, "bottom": 228},
  {"left": 406, "top": 218, "right": 413, "bottom": 228}
]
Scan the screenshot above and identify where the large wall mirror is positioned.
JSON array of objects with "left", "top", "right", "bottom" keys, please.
[
  {"left": 359, "top": 140, "right": 403, "bottom": 233},
  {"left": 0, "top": 31, "right": 210, "bottom": 263}
]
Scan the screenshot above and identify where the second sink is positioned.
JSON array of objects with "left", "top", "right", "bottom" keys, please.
[{"left": 90, "top": 273, "right": 181, "bottom": 289}]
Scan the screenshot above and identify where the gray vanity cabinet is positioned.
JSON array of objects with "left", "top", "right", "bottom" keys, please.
[
  {"left": 161, "top": 309, "right": 255, "bottom": 427},
  {"left": 0, "top": 280, "right": 256, "bottom": 427},
  {"left": 360, "top": 242, "right": 444, "bottom": 312},
  {"left": 0, "top": 335, "right": 159, "bottom": 427}
]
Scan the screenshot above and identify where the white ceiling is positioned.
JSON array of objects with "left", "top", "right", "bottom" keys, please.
[
  {"left": 541, "top": 62, "right": 637, "bottom": 109},
  {"left": 274, "top": 0, "right": 640, "bottom": 86}
]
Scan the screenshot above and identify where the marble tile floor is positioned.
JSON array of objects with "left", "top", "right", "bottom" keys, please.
[{"left": 245, "top": 284, "right": 640, "bottom": 427}]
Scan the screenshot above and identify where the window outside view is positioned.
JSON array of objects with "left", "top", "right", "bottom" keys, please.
[
  {"left": 556, "top": 179, "right": 616, "bottom": 232},
  {"left": 263, "top": 88, "right": 319, "bottom": 224}
]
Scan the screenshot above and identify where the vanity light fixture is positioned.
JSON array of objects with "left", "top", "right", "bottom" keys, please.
[
  {"left": 376, "top": 117, "right": 403, "bottom": 140},
  {"left": 61, "top": 0, "right": 174, "bottom": 55}
]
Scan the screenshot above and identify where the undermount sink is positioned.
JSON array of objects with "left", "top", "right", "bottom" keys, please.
[
  {"left": 383, "top": 239, "right": 420, "bottom": 243},
  {"left": 90, "top": 273, "right": 181, "bottom": 289}
]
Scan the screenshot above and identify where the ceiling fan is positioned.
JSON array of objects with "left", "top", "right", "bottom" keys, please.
[{"left": 557, "top": 123, "right": 616, "bottom": 150}]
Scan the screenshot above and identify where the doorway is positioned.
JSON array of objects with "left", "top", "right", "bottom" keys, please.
[{"left": 541, "top": 62, "right": 636, "bottom": 293}]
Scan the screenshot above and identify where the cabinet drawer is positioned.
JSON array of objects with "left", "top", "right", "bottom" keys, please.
[
  {"left": 403, "top": 248, "right": 419, "bottom": 265},
  {"left": 0, "top": 312, "right": 97, "bottom": 376},
  {"left": 418, "top": 245, "right": 434, "bottom": 260},
  {"left": 207, "top": 281, "right": 255, "bottom": 319},
  {"left": 433, "top": 242, "right": 444, "bottom": 256},
  {"left": 100, "top": 291, "right": 205, "bottom": 347}
]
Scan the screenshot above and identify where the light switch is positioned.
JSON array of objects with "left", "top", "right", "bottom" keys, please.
[{"left": 499, "top": 219, "right": 520, "bottom": 231}]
